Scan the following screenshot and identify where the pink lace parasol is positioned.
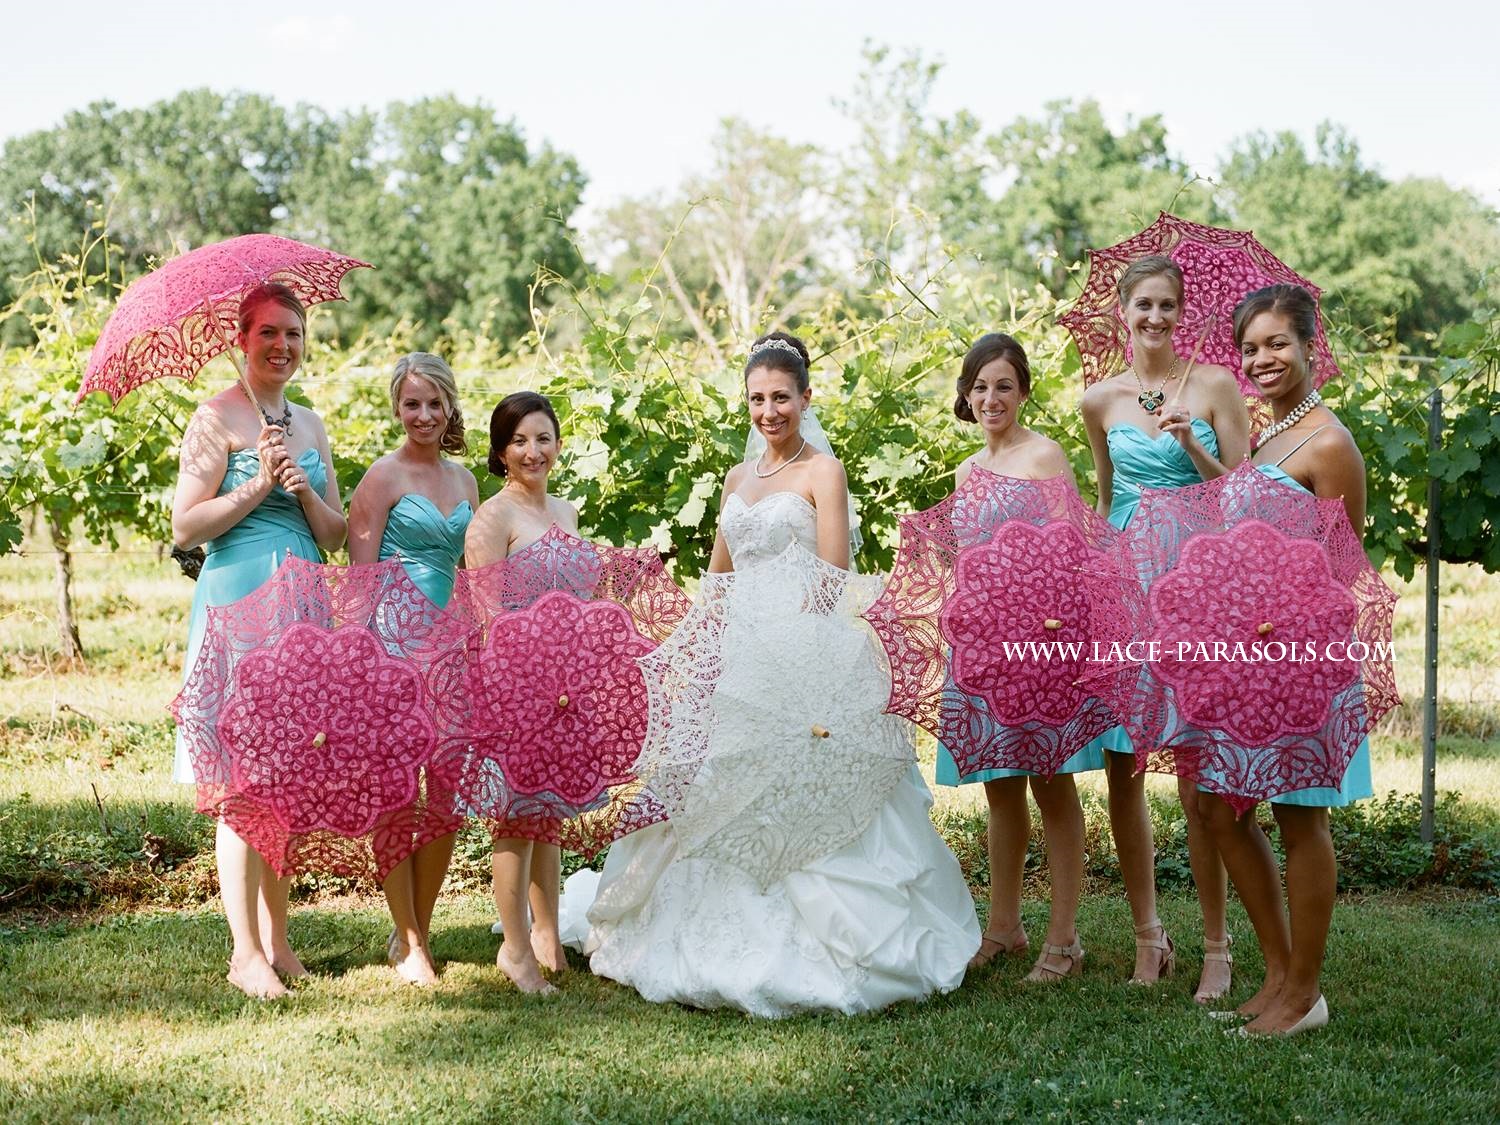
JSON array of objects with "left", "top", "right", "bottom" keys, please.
[
  {"left": 1058, "top": 212, "right": 1339, "bottom": 404},
  {"left": 81, "top": 233, "right": 371, "bottom": 403},
  {"left": 450, "top": 526, "right": 690, "bottom": 855},
  {"left": 173, "top": 555, "right": 472, "bottom": 878},
  {"left": 864, "top": 469, "right": 1137, "bottom": 779},
  {"left": 1089, "top": 462, "right": 1400, "bottom": 813}
]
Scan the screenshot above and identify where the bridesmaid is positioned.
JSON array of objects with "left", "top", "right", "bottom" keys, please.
[
  {"left": 1080, "top": 255, "right": 1250, "bottom": 997},
  {"left": 171, "top": 282, "right": 347, "bottom": 999},
  {"left": 464, "top": 391, "right": 578, "bottom": 995},
  {"left": 1197, "top": 284, "right": 1373, "bottom": 1035},
  {"left": 347, "top": 352, "right": 478, "bottom": 986},
  {"left": 945, "top": 333, "right": 1096, "bottom": 981}
]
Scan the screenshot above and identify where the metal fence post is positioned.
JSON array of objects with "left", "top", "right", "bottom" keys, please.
[{"left": 1421, "top": 387, "right": 1442, "bottom": 844}]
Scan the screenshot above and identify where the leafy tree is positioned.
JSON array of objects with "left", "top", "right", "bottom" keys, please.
[{"left": 1219, "top": 125, "right": 1500, "bottom": 351}]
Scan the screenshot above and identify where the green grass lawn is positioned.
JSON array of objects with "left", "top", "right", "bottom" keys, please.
[{"left": 3, "top": 546, "right": 1499, "bottom": 1122}]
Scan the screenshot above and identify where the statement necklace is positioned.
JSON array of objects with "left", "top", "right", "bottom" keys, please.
[
  {"left": 246, "top": 385, "right": 292, "bottom": 436},
  {"left": 1254, "top": 389, "right": 1322, "bottom": 449},
  {"left": 754, "top": 437, "right": 808, "bottom": 479},
  {"left": 1131, "top": 358, "right": 1179, "bottom": 415}
]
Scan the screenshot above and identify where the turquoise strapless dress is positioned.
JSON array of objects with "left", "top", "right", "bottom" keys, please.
[
  {"left": 378, "top": 493, "right": 473, "bottom": 609},
  {"left": 173, "top": 448, "right": 326, "bottom": 782},
  {"left": 1077, "top": 419, "right": 1222, "bottom": 762},
  {"left": 1239, "top": 464, "right": 1372, "bottom": 808}
]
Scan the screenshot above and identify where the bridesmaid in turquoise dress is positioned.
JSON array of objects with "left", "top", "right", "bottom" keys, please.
[
  {"left": 940, "top": 333, "right": 1097, "bottom": 982},
  {"left": 347, "top": 353, "right": 479, "bottom": 986},
  {"left": 1196, "top": 284, "right": 1372, "bottom": 1037},
  {"left": 1080, "top": 255, "right": 1250, "bottom": 999},
  {"left": 171, "top": 283, "right": 348, "bottom": 1000}
]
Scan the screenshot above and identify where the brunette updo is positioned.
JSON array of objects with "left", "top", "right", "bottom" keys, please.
[
  {"left": 1232, "top": 284, "right": 1319, "bottom": 347},
  {"left": 486, "top": 391, "right": 560, "bottom": 477},
  {"left": 743, "top": 331, "right": 812, "bottom": 393},
  {"left": 954, "top": 333, "right": 1031, "bottom": 422}
]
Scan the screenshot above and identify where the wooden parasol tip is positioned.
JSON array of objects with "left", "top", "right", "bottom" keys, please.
[
  {"left": 1257, "top": 622, "right": 1274, "bottom": 636},
  {"left": 557, "top": 694, "right": 570, "bottom": 709},
  {"left": 810, "top": 724, "right": 830, "bottom": 739},
  {"left": 1044, "top": 618, "right": 1064, "bottom": 631},
  {"left": 311, "top": 731, "right": 327, "bottom": 748}
]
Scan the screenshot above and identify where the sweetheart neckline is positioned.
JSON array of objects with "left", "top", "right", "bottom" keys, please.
[
  {"left": 1106, "top": 418, "right": 1216, "bottom": 444},
  {"left": 725, "top": 490, "right": 816, "bottom": 516},
  {"left": 226, "top": 446, "right": 322, "bottom": 462},
  {"left": 395, "top": 493, "right": 474, "bottom": 522}
]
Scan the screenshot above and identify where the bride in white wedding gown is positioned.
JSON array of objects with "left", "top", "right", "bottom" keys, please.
[{"left": 568, "top": 332, "right": 980, "bottom": 1017}]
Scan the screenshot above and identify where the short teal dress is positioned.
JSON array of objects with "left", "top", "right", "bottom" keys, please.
[
  {"left": 378, "top": 493, "right": 473, "bottom": 608},
  {"left": 930, "top": 430, "right": 1217, "bottom": 788},
  {"left": 173, "top": 448, "right": 325, "bottom": 782},
  {"left": 1073, "top": 418, "right": 1222, "bottom": 764},
  {"left": 1245, "top": 462, "right": 1372, "bottom": 808}
]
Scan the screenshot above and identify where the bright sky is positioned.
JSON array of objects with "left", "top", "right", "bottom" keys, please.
[{"left": 5, "top": 0, "right": 1497, "bottom": 226}]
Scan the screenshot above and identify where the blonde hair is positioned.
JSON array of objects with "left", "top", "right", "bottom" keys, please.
[
  {"left": 1116, "top": 255, "right": 1183, "bottom": 303},
  {"left": 390, "top": 352, "right": 466, "bottom": 455}
]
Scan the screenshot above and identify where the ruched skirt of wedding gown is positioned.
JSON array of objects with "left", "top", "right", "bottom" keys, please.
[{"left": 568, "top": 766, "right": 980, "bottom": 1018}]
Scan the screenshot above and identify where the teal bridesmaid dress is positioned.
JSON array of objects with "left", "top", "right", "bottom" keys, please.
[
  {"left": 377, "top": 493, "right": 473, "bottom": 608},
  {"left": 173, "top": 448, "right": 326, "bottom": 782},
  {"left": 1074, "top": 418, "right": 1222, "bottom": 762},
  {"left": 1247, "top": 462, "right": 1373, "bottom": 808}
]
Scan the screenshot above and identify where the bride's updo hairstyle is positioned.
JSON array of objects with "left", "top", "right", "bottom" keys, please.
[{"left": 744, "top": 331, "right": 812, "bottom": 393}]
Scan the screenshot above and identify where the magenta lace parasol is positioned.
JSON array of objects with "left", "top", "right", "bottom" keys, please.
[
  {"left": 81, "top": 233, "right": 371, "bottom": 403},
  {"left": 173, "top": 555, "right": 472, "bottom": 878},
  {"left": 864, "top": 469, "right": 1137, "bottom": 779},
  {"left": 1058, "top": 212, "right": 1339, "bottom": 417},
  {"left": 450, "top": 526, "right": 690, "bottom": 854},
  {"left": 1090, "top": 462, "right": 1400, "bottom": 813}
]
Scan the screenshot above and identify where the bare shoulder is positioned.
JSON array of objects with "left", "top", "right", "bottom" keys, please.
[
  {"left": 723, "top": 461, "right": 749, "bottom": 495},
  {"left": 1309, "top": 415, "right": 1364, "bottom": 467},
  {"left": 1027, "top": 432, "right": 1073, "bottom": 477},
  {"left": 1195, "top": 364, "right": 1242, "bottom": 396},
  {"left": 806, "top": 450, "right": 847, "bottom": 487},
  {"left": 1080, "top": 377, "right": 1120, "bottom": 418},
  {"left": 551, "top": 496, "right": 580, "bottom": 531}
]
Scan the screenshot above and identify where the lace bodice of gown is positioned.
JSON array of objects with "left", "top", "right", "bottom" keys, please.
[{"left": 721, "top": 491, "right": 819, "bottom": 569}]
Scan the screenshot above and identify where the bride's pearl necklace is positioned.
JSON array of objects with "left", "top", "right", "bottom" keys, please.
[
  {"left": 754, "top": 438, "right": 808, "bottom": 479},
  {"left": 1255, "top": 388, "right": 1322, "bottom": 449}
]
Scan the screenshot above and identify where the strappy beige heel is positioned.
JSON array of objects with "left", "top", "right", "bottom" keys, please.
[
  {"left": 968, "top": 922, "right": 1028, "bottom": 970},
  {"left": 1025, "top": 937, "right": 1085, "bottom": 981},
  {"left": 1129, "top": 919, "right": 1175, "bottom": 984},
  {"left": 1195, "top": 934, "right": 1233, "bottom": 1004}
]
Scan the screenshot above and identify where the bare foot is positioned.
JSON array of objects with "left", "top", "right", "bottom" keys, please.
[
  {"left": 497, "top": 941, "right": 557, "bottom": 995},
  {"left": 391, "top": 944, "right": 439, "bottom": 987},
  {"left": 531, "top": 930, "right": 568, "bottom": 974},
  {"left": 227, "top": 954, "right": 289, "bottom": 1000},
  {"left": 270, "top": 945, "right": 309, "bottom": 980}
]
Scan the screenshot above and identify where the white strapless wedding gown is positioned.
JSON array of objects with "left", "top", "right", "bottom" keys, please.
[{"left": 567, "top": 490, "right": 979, "bottom": 1017}]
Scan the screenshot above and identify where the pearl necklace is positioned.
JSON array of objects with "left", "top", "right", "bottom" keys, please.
[
  {"left": 754, "top": 438, "right": 808, "bottom": 479},
  {"left": 1255, "top": 389, "right": 1322, "bottom": 449}
]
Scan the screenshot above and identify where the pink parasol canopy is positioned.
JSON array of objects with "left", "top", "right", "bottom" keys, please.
[
  {"left": 81, "top": 233, "right": 371, "bottom": 403},
  {"left": 1058, "top": 212, "right": 1340, "bottom": 401},
  {"left": 1088, "top": 462, "right": 1400, "bottom": 813},
  {"left": 864, "top": 469, "right": 1137, "bottom": 779},
  {"left": 173, "top": 555, "right": 473, "bottom": 878},
  {"left": 449, "top": 526, "right": 690, "bottom": 855}
]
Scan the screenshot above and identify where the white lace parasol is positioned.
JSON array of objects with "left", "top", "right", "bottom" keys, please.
[{"left": 633, "top": 540, "right": 912, "bottom": 888}]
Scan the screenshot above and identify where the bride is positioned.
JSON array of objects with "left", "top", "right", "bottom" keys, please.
[{"left": 574, "top": 331, "right": 980, "bottom": 1017}]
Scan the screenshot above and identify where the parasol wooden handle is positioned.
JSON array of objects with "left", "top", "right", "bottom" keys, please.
[
  {"left": 810, "top": 724, "right": 830, "bottom": 739},
  {"left": 1165, "top": 313, "right": 1216, "bottom": 411},
  {"left": 200, "top": 297, "right": 264, "bottom": 416}
]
